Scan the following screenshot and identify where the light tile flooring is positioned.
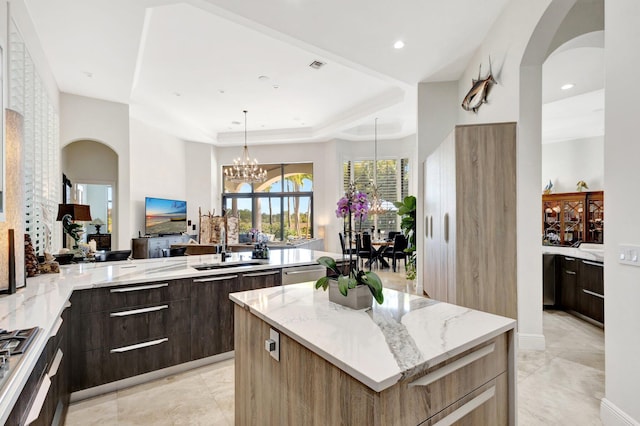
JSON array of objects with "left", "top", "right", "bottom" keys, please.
[{"left": 65, "top": 269, "right": 604, "bottom": 425}]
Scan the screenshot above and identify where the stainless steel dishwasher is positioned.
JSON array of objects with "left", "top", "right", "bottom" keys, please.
[{"left": 281, "top": 264, "right": 327, "bottom": 285}]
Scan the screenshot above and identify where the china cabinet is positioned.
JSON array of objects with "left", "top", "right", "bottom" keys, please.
[{"left": 542, "top": 191, "right": 603, "bottom": 246}]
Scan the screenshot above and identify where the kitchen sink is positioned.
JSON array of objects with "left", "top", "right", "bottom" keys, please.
[{"left": 193, "top": 261, "right": 264, "bottom": 271}]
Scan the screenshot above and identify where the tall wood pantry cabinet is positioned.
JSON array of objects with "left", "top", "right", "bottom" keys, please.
[{"left": 423, "top": 122, "right": 517, "bottom": 319}]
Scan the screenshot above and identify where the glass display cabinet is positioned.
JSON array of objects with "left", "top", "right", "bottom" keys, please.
[{"left": 542, "top": 191, "right": 603, "bottom": 246}]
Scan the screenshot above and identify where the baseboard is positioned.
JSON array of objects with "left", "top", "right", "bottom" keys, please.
[
  {"left": 517, "top": 332, "right": 546, "bottom": 351},
  {"left": 601, "top": 398, "right": 640, "bottom": 426},
  {"left": 70, "top": 351, "right": 234, "bottom": 403}
]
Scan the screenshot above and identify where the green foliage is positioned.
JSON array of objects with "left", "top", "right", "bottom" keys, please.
[
  {"left": 394, "top": 196, "right": 417, "bottom": 280},
  {"left": 314, "top": 256, "right": 384, "bottom": 305}
]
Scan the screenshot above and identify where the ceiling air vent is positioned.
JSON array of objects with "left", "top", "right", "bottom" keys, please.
[{"left": 309, "top": 60, "right": 326, "bottom": 70}]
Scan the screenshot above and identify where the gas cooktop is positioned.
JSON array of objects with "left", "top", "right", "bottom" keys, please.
[
  {"left": 0, "top": 327, "right": 39, "bottom": 355},
  {"left": 0, "top": 327, "right": 40, "bottom": 391}
]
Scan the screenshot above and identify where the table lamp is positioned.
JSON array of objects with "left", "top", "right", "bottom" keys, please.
[
  {"left": 91, "top": 218, "right": 105, "bottom": 234},
  {"left": 56, "top": 204, "right": 92, "bottom": 249}
]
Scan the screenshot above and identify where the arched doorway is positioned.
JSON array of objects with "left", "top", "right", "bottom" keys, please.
[{"left": 61, "top": 140, "right": 118, "bottom": 248}]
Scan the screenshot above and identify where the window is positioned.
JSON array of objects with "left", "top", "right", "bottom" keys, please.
[
  {"left": 222, "top": 163, "right": 313, "bottom": 241},
  {"left": 9, "top": 19, "right": 60, "bottom": 255},
  {"left": 343, "top": 158, "right": 409, "bottom": 236}
]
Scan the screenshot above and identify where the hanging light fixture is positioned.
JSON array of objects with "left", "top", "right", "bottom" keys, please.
[
  {"left": 224, "top": 110, "right": 267, "bottom": 183},
  {"left": 369, "top": 117, "right": 386, "bottom": 216}
]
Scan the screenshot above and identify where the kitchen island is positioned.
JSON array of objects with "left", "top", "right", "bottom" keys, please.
[
  {"left": 231, "top": 284, "right": 517, "bottom": 425},
  {"left": 0, "top": 248, "right": 340, "bottom": 425}
]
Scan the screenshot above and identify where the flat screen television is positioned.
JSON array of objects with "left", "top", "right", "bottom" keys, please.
[{"left": 145, "top": 197, "right": 187, "bottom": 235}]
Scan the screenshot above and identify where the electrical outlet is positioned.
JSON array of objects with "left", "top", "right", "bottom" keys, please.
[
  {"left": 618, "top": 244, "right": 640, "bottom": 266},
  {"left": 265, "top": 328, "right": 280, "bottom": 361}
]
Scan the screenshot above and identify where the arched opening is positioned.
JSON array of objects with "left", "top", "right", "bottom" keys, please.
[{"left": 61, "top": 140, "right": 119, "bottom": 249}]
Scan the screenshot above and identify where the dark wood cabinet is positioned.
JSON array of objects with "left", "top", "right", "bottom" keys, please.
[
  {"left": 191, "top": 273, "right": 240, "bottom": 360},
  {"left": 553, "top": 254, "right": 604, "bottom": 326},
  {"left": 190, "top": 269, "right": 282, "bottom": 360},
  {"left": 6, "top": 307, "right": 70, "bottom": 426},
  {"left": 542, "top": 191, "right": 604, "bottom": 246},
  {"left": 131, "top": 236, "right": 190, "bottom": 259},
  {"left": 87, "top": 233, "right": 111, "bottom": 251},
  {"left": 543, "top": 254, "right": 557, "bottom": 307},
  {"left": 69, "top": 278, "right": 192, "bottom": 391},
  {"left": 69, "top": 268, "right": 284, "bottom": 392},
  {"left": 577, "top": 259, "right": 604, "bottom": 324},
  {"left": 559, "top": 256, "right": 578, "bottom": 311}
]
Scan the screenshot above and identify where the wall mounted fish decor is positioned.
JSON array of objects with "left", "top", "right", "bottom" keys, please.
[{"left": 461, "top": 58, "right": 497, "bottom": 113}]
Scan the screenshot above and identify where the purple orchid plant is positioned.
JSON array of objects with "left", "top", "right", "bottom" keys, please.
[{"left": 315, "top": 183, "right": 384, "bottom": 304}]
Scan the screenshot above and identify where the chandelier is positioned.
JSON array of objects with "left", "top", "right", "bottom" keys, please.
[
  {"left": 369, "top": 117, "right": 386, "bottom": 216},
  {"left": 224, "top": 110, "right": 267, "bottom": 183}
]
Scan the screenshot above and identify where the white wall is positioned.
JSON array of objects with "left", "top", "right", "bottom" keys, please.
[
  {"left": 129, "top": 119, "right": 188, "bottom": 237},
  {"left": 542, "top": 136, "right": 604, "bottom": 193},
  {"left": 60, "top": 94, "right": 131, "bottom": 249},
  {"left": 185, "top": 141, "right": 215, "bottom": 237},
  {"left": 447, "top": 0, "right": 577, "bottom": 351},
  {"left": 601, "top": 1, "right": 640, "bottom": 424}
]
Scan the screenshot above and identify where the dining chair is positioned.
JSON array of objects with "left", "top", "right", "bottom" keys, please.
[
  {"left": 339, "top": 232, "right": 357, "bottom": 256},
  {"left": 382, "top": 234, "right": 408, "bottom": 272},
  {"left": 358, "top": 233, "right": 375, "bottom": 270}
]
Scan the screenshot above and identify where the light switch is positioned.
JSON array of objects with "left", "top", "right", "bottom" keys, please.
[{"left": 618, "top": 244, "right": 640, "bottom": 267}]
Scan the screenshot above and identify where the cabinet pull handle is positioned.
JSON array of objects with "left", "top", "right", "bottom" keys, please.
[
  {"left": 110, "top": 283, "right": 168, "bottom": 293},
  {"left": 244, "top": 271, "right": 280, "bottom": 277},
  {"left": 25, "top": 374, "right": 51, "bottom": 425},
  {"left": 48, "top": 349, "right": 64, "bottom": 378},
  {"left": 110, "top": 338, "right": 168, "bottom": 353},
  {"left": 50, "top": 317, "right": 63, "bottom": 338},
  {"left": 430, "top": 216, "right": 433, "bottom": 239},
  {"left": 565, "top": 270, "right": 577, "bottom": 275},
  {"left": 408, "top": 343, "right": 495, "bottom": 387},
  {"left": 583, "top": 289, "right": 604, "bottom": 299},
  {"left": 110, "top": 304, "right": 169, "bottom": 317},
  {"left": 581, "top": 260, "right": 603, "bottom": 267},
  {"left": 425, "top": 216, "right": 429, "bottom": 238},
  {"left": 564, "top": 257, "right": 576, "bottom": 261},
  {"left": 284, "top": 269, "right": 324, "bottom": 275},
  {"left": 443, "top": 213, "right": 449, "bottom": 243},
  {"left": 193, "top": 275, "right": 238, "bottom": 282},
  {"left": 432, "top": 386, "right": 496, "bottom": 426}
]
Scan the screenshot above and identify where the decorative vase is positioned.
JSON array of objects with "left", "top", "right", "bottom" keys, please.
[{"left": 328, "top": 280, "right": 373, "bottom": 310}]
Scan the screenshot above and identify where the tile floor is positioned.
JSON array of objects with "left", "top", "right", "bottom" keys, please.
[{"left": 65, "top": 269, "right": 604, "bottom": 425}]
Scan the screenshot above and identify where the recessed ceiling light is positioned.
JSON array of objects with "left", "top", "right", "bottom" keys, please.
[
  {"left": 173, "top": 92, "right": 181, "bottom": 97},
  {"left": 258, "top": 75, "right": 270, "bottom": 80},
  {"left": 561, "top": 83, "right": 575, "bottom": 90},
  {"left": 393, "top": 40, "right": 405, "bottom": 49},
  {"left": 218, "top": 89, "right": 225, "bottom": 94},
  {"left": 231, "top": 121, "right": 241, "bottom": 125},
  {"left": 273, "top": 85, "right": 279, "bottom": 89},
  {"left": 83, "top": 71, "right": 93, "bottom": 78}
]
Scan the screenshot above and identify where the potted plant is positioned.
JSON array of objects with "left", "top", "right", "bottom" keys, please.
[
  {"left": 394, "top": 195, "right": 417, "bottom": 281},
  {"left": 314, "top": 184, "right": 384, "bottom": 308}
]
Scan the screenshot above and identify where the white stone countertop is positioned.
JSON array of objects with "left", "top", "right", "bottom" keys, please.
[
  {"left": 230, "top": 283, "right": 517, "bottom": 392},
  {"left": 0, "top": 248, "right": 341, "bottom": 424},
  {"left": 541, "top": 244, "right": 604, "bottom": 262}
]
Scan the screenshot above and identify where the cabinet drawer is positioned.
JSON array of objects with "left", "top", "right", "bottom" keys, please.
[
  {"left": 420, "top": 372, "right": 508, "bottom": 425},
  {"left": 107, "top": 332, "right": 191, "bottom": 383},
  {"left": 108, "top": 299, "right": 191, "bottom": 347},
  {"left": 74, "top": 332, "right": 191, "bottom": 388},
  {"left": 101, "top": 279, "right": 191, "bottom": 310},
  {"left": 386, "top": 333, "right": 508, "bottom": 425}
]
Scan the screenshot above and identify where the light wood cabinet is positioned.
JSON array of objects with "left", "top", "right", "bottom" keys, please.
[
  {"left": 234, "top": 306, "right": 512, "bottom": 425},
  {"left": 423, "top": 122, "right": 517, "bottom": 319}
]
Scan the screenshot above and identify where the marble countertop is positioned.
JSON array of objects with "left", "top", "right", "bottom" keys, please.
[
  {"left": 230, "top": 283, "right": 516, "bottom": 392},
  {"left": 542, "top": 244, "right": 604, "bottom": 262},
  {"left": 0, "top": 248, "right": 340, "bottom": 424}
]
